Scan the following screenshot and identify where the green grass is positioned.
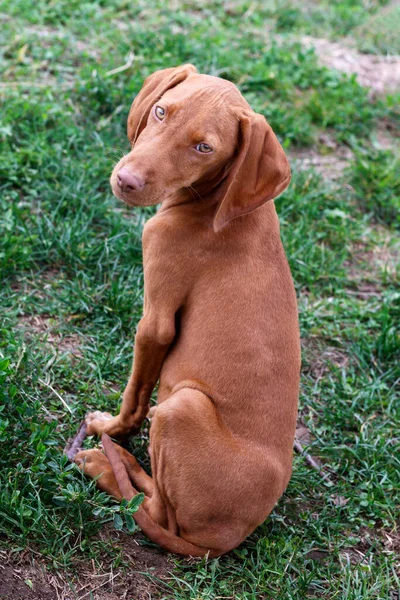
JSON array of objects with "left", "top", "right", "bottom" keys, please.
[
  {"left": 347, "top": 148, "right": 400, "bottom": 228},
  {"left": 1, "top": 1, "right": 399, "bottom": 598},
  {"left": 351, "top": 4, "right": 400, "bottom": 55},
  {"left": 271, "top": 0, "right": 390, "bottom": 38}
]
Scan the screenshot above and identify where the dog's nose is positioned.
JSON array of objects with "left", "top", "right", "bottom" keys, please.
[{"left": 116, "top": 167, "right": 144, "bottom": 193}]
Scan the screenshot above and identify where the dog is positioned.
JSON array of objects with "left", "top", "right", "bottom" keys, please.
[{"left": 73, "top": 64, "right": 300, "bottom": 557}]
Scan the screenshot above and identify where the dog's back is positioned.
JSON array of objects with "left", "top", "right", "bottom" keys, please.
[{"left": 151, "top": 199, "right": 300, "bottom": 468}]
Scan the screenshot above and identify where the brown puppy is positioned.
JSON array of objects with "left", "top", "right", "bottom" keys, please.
[{"left": 75, "top": 64, "right": 300, "bottom": 557}]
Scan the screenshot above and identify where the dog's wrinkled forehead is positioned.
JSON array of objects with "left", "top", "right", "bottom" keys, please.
[
  {"left": 158, "top": 74, "right": 248, "bottom": 131},
  {"left": 164, "top": 74, "right": 244, "bottom": 100}
]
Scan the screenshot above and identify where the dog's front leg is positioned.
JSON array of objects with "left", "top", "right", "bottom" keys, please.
[{"left": 85, "top": 312, "right": 175, "bottom": 439}]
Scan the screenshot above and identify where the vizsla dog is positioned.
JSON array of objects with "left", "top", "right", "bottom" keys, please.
[{"left": 73, "top": 64, "right": 300, "bottom": 557}]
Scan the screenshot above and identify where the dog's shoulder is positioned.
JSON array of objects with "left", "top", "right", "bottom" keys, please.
[{"left": 142, "top": 208, "right": 201, "bottom": 252}]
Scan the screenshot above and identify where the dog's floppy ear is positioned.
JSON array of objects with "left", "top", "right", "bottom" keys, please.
[
  {"left": 127, "top": 64, "right": 197, "bottom": 144},
  {"left": 213, "top": 111, "right": 291, "bottom": 232}
]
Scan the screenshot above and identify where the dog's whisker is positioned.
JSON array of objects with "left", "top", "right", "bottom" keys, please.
[{"left": 187, "top": 185, "right": 203, "bottom": 201}]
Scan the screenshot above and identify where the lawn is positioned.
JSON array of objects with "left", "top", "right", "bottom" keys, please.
[{"left": 0, "top": 1, "right": 399, "bottom": 598}]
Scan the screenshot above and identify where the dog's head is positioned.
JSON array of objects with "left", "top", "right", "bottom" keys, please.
[{"left": 111, "top": 64, "right": 290, "bottom": 231}]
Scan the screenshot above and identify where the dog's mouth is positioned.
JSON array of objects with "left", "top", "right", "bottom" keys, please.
[
  {"left": 111, "top": 185, "right": 139, "bottom": 206},
  {"left": 110, "top": 180, "right": 164, "bottom": 208}
]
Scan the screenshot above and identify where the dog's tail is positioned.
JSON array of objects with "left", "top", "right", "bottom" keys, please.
[{"left": 101, "top": 434, "right": 220, "bottom": 558}]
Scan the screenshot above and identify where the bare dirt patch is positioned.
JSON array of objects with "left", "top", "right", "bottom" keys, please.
[
  {"left": 11, "top": 268, "right": 62, "bottom": 296},
  {"left": 301, "top": 337, "right": 349, "bottom": 379},
  {"left": 345, "top": 234, "right": 399, "bottom": 297},
  {"left": 24, "top": 24, "right": 100, "bottom": 60},
  {"left": 302, "top": 36, "right": 400, "bottom": 94},
  {"left": 0, "top": 539, "right": 171, "bottom": 600},
  {"left": 381, "top": 527, "right": 400, "bottom": 558},
  {"left": 295, "top": 421, "right": 313, "bottom": 445},
  {"left": 375, "top": 120, "right": 399, "bottom": 150},
  {"left": 0, "top": 563, "right": 57, "bottom": 600},
  {"left": 340, "top": 526, "right": 400, "bottom": 571},
  {"left": 1, "top": 24, "right": 99, "bottom": 91},
  {"left": 289, "top": 138, "right": 353, "bottom": 180},
  {"left": 291, "top": 31, "right": 400, "bottom": 178},
  {"left": 17, "top": 315, "right": 83, "bottom": 358}
]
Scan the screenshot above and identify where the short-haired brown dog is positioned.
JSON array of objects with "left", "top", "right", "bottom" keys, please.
[{"left": 74, "top": 64, "right": 300, "bottom": 557}]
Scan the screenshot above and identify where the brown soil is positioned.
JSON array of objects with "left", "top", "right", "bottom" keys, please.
[
  {"left": 301, "top": 337, "right": 349, "bottom": 379},
  {"left": 291, "top": 33, "right": 400, "bottom": 175},
  {"left": 0, "top": 563, "right": 56, "bottom": 600},
  {"left": 17, "top": 315, "right": 83, "bottom": 358},
  {"left": 289, "top": 143, "right": 353, "bottom": 180},
  {"left": 345, "top": 235, "right": 399, "bottom": 298},
  {"left": 0, "top": 538, "right": 171, "bottom": 600},
  {"left": 295, "top": 421, "right": 313, "bottom": 445},
  {"left": 375, "top": 121, "right": 399, "bottom": 150},
  {"left": 340, "top": 525, "right": 400, "bottom": 570},
  {"left": 302, "top": 36, "right": 400, "bottom": 94},
  {"left": 23, "top": 25, "right": 99, "bottom": 59}
]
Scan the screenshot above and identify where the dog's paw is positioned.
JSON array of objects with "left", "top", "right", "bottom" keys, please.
[
  {"left": 74, "top": 448, "right": 109, "bottom": 478},
  {"left": 74, "top": 447, "right": 103, "bottom": 465},
  {"left": 85, "top": 411, "right": 114, "bottom": 436},
  {"left": 86, "top": 410, "right": 113, "bottom": 424}
]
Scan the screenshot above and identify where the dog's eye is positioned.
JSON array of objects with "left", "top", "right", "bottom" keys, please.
[
  {"left": 195, "top": 143, "right": 213, "bottom": 153},
  {"left": 155, "top": 106, "right": 165, "bottom": 120}
]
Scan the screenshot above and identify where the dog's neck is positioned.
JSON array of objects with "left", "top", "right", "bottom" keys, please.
[
  {"left": 160, "top": 161, "right": 233, "bottom": 214},
  {"left": 159, "top": 188, "right": 280, "bottom": 244},
  {"left": 160, "top": 187, "right": 218, "bottom": 212}
]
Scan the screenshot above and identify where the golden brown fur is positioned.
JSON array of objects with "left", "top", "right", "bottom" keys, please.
[{"left": 75, "top": 64, "right": 300, "bottom": 556}]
